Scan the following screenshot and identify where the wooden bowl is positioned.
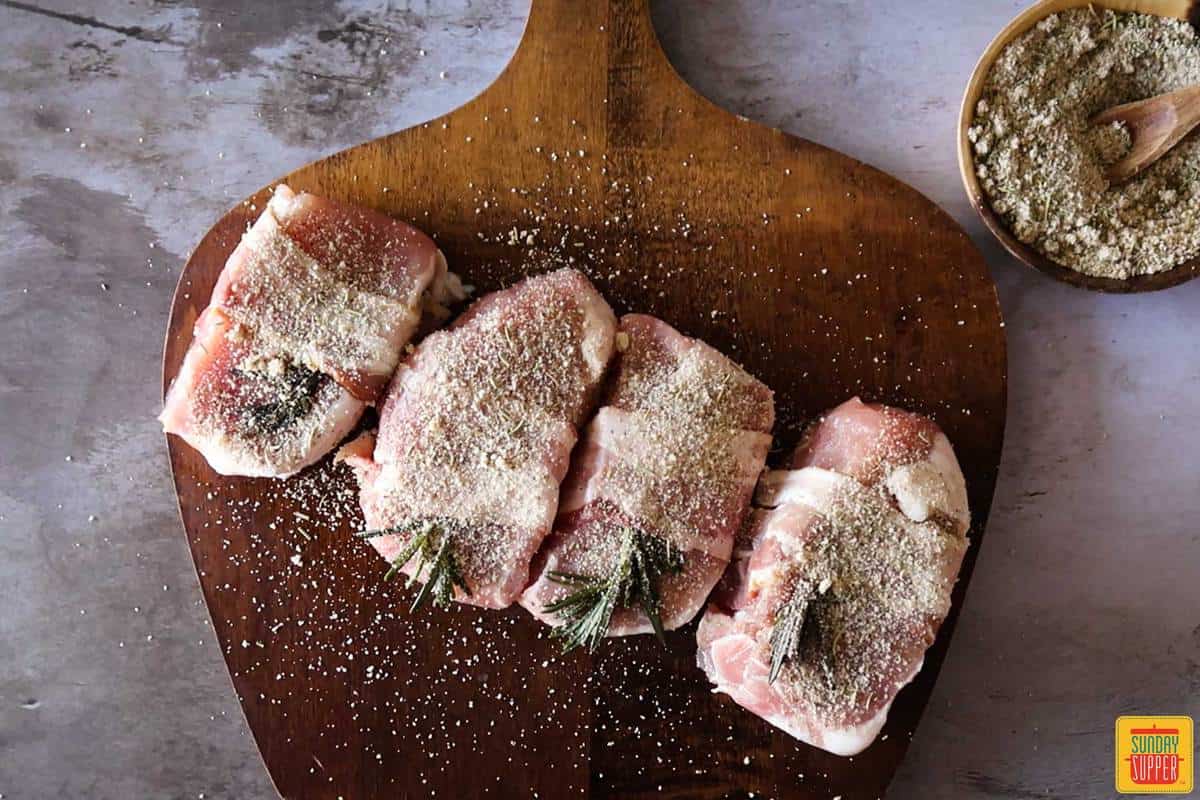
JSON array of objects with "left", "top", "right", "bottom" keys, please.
[{"left": 957, "top": 0, "right": 1200, "bottom": 292}]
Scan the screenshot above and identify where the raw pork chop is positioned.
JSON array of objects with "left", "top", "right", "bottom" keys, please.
[
  {"left": 343, "top": 268, "right": 617, "bottom": 610},
  {"left": 697, "top": 398, "right": 969, "bottom": 756},
  {"left": 161, "top": 185, "right": 460, "bottom": 477},
  {"left": 520, "top": 314, "right": 774, "bottom": 647}
]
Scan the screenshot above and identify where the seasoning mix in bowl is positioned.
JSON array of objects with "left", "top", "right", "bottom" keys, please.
[{"left": 966, "top": 7, "right": 1200, "bottom": 282}]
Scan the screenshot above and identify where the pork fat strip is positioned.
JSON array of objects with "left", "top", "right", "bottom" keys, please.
[
  {"left": 696, "top": 398, "right": 969, "bottom": 756},
  {"left": 520, "top": 314, "right": 774, "bottom": 649},
  {"left": 343, "top": 268, "right": 617, "bottom": 610}
]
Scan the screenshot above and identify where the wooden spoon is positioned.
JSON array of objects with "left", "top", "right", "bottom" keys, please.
[
  {"left": 163, "top": 1, "right": 1006, "bottom": 798},
  {"left": 1094, "top": 84, "right": 1200, "bottom": 183}
]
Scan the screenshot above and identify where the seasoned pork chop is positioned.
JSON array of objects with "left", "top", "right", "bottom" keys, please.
[
  {"left": 161, "top": 185, "right": 459, "bottom": 477},
  {"left": 521, "top": 314, "right": 774, "bottom": 646},
  {"left": 697, "top": 398, "right": 969, "bottom": 755},
  {"left": 344, "top": 268, "right": 617, "bottom": 609}
]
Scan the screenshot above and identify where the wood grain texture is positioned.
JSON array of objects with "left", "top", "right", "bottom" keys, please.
[
  {"left": 1094, "top": 84, "right": 1200, "bottom": 183},
  {"left": 163, "top": 1, "right": 1006, "bottom": 797},
  {"left": 957, "top": 0, "right": 1200, "bottom": 293}
]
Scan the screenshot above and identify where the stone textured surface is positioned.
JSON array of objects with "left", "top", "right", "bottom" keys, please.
[{"left": 0, "top": 1, "right": 1196, "bottom": 798}]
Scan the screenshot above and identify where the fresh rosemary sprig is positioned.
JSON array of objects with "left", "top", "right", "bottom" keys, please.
[
  {"left": 355, "top": 518, "right": 471, "bottom": 611},
  {"left": 242, "top": 362, "right": 325, "bottom": 434},
  {"left": 544, "top": 526, "right": 684, "bottom": 653},
  {"left": 768, "top": 587, "right": 810, "bottom": 685}
]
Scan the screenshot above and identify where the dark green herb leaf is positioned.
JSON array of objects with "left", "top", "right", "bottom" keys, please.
[
  {"left": 544, "top": 526, "right": 684, "bottom": 653},
  {"left": 357, "top": 518, "right": 472, "bottom": 611},
  {"left": 768, "top": 587, "right": 810, "bottom": 684},
  {"left": 242, "top": 362, "right": 326, "bottom": 434}
]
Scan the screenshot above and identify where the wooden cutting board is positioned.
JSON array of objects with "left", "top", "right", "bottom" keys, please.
[{"left": 163, "top": 2, "right": 1007, "bottom": 798}]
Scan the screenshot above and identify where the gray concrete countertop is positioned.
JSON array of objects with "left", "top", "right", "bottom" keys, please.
[{"left": 1, "top": 2, "right": 1197, "bottom": 798}]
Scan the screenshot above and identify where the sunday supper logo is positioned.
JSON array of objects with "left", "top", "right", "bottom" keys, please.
[{"left": 1115, "top": 716, "right": 1194, "bottom": 794}]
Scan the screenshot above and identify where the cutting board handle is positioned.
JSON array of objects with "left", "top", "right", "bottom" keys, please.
[{"left": 495, "top": 0, "right": 680, "bottom": 99}]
